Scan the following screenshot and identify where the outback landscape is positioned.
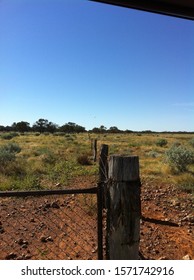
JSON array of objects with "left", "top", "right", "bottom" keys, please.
[{"left": 0, "top": 127, "right": 194, "bottom": 259}]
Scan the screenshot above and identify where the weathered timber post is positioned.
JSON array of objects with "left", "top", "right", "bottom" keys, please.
[
  {"left": 92, "top": 139, "right": 97, "bottom": 162},
  {"left": 99, "top": 144, "right": 109, "bottom": 183},
  {"left": 106, "top": 155, "right": 141, "bottom": 260},
  {"left": 97, "top": 145, "right": 108, "bottom": 260},
  {"left": 99, "top": 144, "right": 109, "bottom": 209}
]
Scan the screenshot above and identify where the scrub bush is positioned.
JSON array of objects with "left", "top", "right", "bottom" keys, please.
[
  {"left": 165, "top": 145, "right": 194, "bottom": 172},
  {"left": 156, "top": 138, "right": 168, "bottom": 147},
  {"left": 0, "top": 143, "right": 21, "bottom": 166}
]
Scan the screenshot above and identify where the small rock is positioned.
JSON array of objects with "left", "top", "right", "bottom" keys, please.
[
  {"left": 25, "top": 254, "right": 32, "bottom": 260},
  {"left": 51, "top": 201, "right": 60, "bottom": 209},
  {"left": 44, "top": 203, "right": 51, "bottom": 209},
  {"left": 18, "top": 238, "right": 24, "bottom": 245},
  {"left": 46, "top": 236, "right": 53, "bottom": 242},
  {"left": 6, "top": 252, "right": 17, "bottom": 260},
  {"left": 18, "top": 238, "right": 28, "bottom": 246},
  {"left": 178, "top": 221, "right": 182, "bottom": 227},
  {"left": 20, "top": 253, "right": 32, "bottom": 260},
  {"left": 158, "top": 256, "right": 168, "bottom": 260},
  {"left": 0, "top": 227, "right": 5, "bottom": 234},
  {"left": 92, "top": 247, "right": 97, "bottom": 253},
  {"left": 40, "top": 236, "right": 47, "bottom": 243},
  {"left": 185, "top": 214, "right": 194, "bottom": 223},
  {"left": 182, "top": 254, "right": 192, "bottom": 260},
  {"left": 171, "top": 200, "right": 180, "bottom": 207}
]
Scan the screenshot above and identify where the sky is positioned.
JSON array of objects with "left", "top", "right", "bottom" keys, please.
[{"left": 0, "top": 0, "right": 194, "bottom": 132}]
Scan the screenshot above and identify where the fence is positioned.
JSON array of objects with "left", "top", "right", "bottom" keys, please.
[
  {"left": 0, "top": 187, "right": 103, "bottom": 260},
  {"left": 0, "top": 143, "right": 141, "bottom": 260}
]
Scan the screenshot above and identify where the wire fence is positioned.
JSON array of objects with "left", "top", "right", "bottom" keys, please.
[{"left": 0, "top": 189, "right": 99, "bottom": 260}]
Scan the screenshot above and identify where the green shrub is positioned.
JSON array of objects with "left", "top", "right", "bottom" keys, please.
[
  {"left": 147, "top": 151, "right": 160, "bottom": 158},
  {"left": 10, "top": 175, "right": 42, "bottom": 190},
  {"left": 156, "top": 138, "right": 168, "bottom": 147},
  {"left": 172, "top": 141, "right": 181, "bottom": 147},
  {"left": 0, "top": 132, "right": 19, "bottom": 140},
  {"left": 189, "top": 138, "right": 194, "bottom": 148},
  {"left": 65, "top": 134, "right": 74, "bottom": 141},
  {"left": 3, "top": 143, "right": 21, "bottom": 154},
  {"left": 42, "top": 151, "right": 57, "bottom": 165},
  {"left": 53, "top": 132, "right": 66, "bottom": 136},
  {"left": 165, "top": 145, "right": 194, "bottom": 172},
  {"left": 0, "top": 158, "right": 27, "bottom": 176},
  {"left": 77, "top": 154, "right": 91, "bottom": 165},
  {"left": 176, "top": 174, "right": 194, "bottom": 194},
  {"left": 0, "top": 149, "right": 16, "bottom": 165},
  {"left": 48, "top": 160, "right": 76, "bottom": 185},
  {"left": 0, "top": 143, "right": 21, "bottom": 167}
]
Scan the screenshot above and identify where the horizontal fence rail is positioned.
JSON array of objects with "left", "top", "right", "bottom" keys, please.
[{"left": 0, "top": 187, "right": 97, "bottom": 197}]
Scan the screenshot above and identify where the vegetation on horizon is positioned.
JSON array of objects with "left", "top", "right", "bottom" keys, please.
[{"left": 0, "top": 118, "right": 193, "bottom": 134}]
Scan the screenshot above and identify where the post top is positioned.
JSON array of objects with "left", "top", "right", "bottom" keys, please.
[
  {"left": 110, "top": 154, "right": 138, "bottom": 158},
  {"left": 109, "top": 155, "right": 139, "bottom": 181}
]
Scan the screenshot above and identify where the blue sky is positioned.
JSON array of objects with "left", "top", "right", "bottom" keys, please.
[{"left": 0, "top": 0, "right": 194, "bottom": 131}]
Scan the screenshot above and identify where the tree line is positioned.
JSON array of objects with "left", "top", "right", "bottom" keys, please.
[
  {"left": 0, "top": 118, "right": 193, "bottom": 134},
  {"left": 0, "top": 119, "right": 121, "bottom": 134}
]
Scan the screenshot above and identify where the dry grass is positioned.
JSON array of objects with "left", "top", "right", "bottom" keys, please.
[{"left": 0, "top": 132, "right": 193, "bottom": 192}]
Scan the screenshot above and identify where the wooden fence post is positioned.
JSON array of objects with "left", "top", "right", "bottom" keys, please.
[
  {"left": 92, "top": 139, "right": 97, "bottom": 162},
  {"left": 107, "top": 155, "right": 141, "bottom": 260},
  {"left": 99, "top": 144, "right": 109, "bottom": 183},
  {"left": 99, "top": 144, "right": 109, "bottom": 209}
]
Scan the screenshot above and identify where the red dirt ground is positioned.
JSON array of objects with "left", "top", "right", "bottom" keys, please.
[
  {"left": 0, "top": 176, "right": 193, "bottom": 260},
  {"left": 140, "top": 178, "right": 193, "bottom": 260}
]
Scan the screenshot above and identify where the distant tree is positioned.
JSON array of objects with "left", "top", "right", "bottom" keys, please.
[
  {"left": 141, "top": 130, "right": 154, "bottom": 134},
  {"left": 12, "top": 121, "right": 31, "bottom": 133},
  {"left": 0, "top": 125, "right": 6, "bottom": 132},
  {"left": 32, "top": 119, "right": 49, "bottom": 133},
  {"left": 5, "top": 126, "right": 12, "bottom": 132},
  {"left": 90, "top": 127, "right": 100, "bottom": 133},
  {"left": 59, "top": 122, "right": 86, "bottom": 133},
  {"left": 90, "top": 125, "right": 107, "bottom": 133},
  {"left": 32, "top": 119, "right": 58, "bottom": 133},
  {"left": 99, "top": 125, "right": 107, "bottom": 133},
  {"left": 125, "top": 129, "right": 133, "bottom": 134},
  {"left": 47, "top": 122, "right": 58, "bottom": 133},
  {"left": 108, "top": 126, "right": 120, "bottom": 133},
  {"left": 59, "top": 122, "right": 75, "bottom": 133},
  {"left": 74, "top": 124, "right": 86, "bottom": 133}
]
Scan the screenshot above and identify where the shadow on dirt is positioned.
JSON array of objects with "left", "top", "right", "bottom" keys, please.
[{"left": 142, "top": 216, "right": 179, "bottom": 227}]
